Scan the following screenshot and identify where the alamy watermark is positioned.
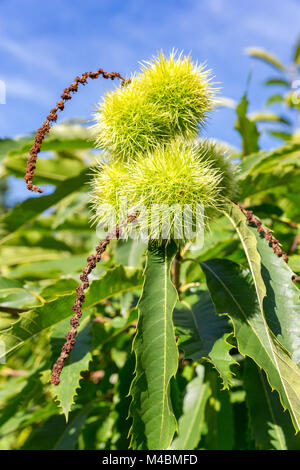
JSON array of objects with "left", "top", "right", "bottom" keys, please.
[
  {"left": 0, "top": 80, "right": 6, "bottom": 104},
  {"left": 95, "top": 197, "right": 206, "bottom": 248}
]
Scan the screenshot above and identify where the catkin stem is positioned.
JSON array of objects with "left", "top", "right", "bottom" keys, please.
[
  {"left": 25, "top": 68, "right": 130, "bottom": 193},
  {"left": 50, "top": 215, "right": 136, "bottom": 386},
  {"left": 234, "top": 201, "right": 288, "bottom": 262}
]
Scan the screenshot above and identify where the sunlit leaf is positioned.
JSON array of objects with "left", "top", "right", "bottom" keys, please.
[
  {"left": 129, "top": 241, "right": 178, "bottom": 450},
  {"left": 203, "top": 367, "right": 235, "bottom": 450},
  {"left": 264, "top": 78, "right": 289, "bottom": 87},
  {"left": 266, "top": 94, "right": 285, "bottom": 106},
  {"left": 244, "top": 358, "right": 300, "bottom": 449},
  {"left": 235, "top": 93, "right": 260, "bottom": 156},
  {"left": 0, "top": 266, "right": 142, "bottom": 360},
  {"left": 0, "top": 169, "right": 91, "bottom": 245},
  {"left": 249, "top": 111, "right": 291, "bottom": 125},
  {"left": 170, "top": 365, "right": 210, "bottom": 450},
  {"left": 174, "top": 289, "right": 236, "bottom": 388},
  {"left": 245, "top": 47, "right": 285, "bottom": 71}
]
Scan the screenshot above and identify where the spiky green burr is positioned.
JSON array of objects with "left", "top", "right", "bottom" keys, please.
[
  {"left": 90, "top": 139, "right": 233, "bottom": 242},
  {"left": 92, "top": 51, "right": 214, "bottom": 160},
  {"left": 194, "top": 139, "right": 239, "bottom": 200}
]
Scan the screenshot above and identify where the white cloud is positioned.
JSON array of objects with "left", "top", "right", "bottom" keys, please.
[
  {"left": 0, "top": 35, "right": 69, "bottom": 79},
  {"left": 4, "top": 76, "right": 52, "bottom": 104}
]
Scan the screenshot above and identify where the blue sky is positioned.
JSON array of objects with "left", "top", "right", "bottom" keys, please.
[{"left": 0, "top": 0, "right": 299, "bottom": 203}]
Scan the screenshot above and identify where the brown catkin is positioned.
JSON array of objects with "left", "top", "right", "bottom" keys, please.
[
  {"left": 236, "top": 202, "right": 300, "bottom": 284},
  {"left": 23, "top": 67, "right": 132, "bottom": 385},
  {"left": 234, "top": 202, "right": 289, "bottom": 263},
  {"left": 24, "top": 68, "right": 130, "bottom": 193},
  {"left": 50, "top": 214, "right": 136, "bottom": 386}
]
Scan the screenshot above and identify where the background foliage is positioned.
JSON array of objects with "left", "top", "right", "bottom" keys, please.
[{"left": 0, "top": 40, "right": 300, "bottom": 450}]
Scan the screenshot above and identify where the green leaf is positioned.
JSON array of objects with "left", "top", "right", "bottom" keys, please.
[
  {"left": 0, "top": 277, "right": 23, "bottom": 291},
  {"left": 264, "top": 78, "right": 289, "bottom": 87},
  {"left": 238, "top": 141, "right": 300, "bottom": 180},
  {"left": 204, "top": 203, "right": 300, "bottom": 432},
  {"left": 289, "top": 256, "right": 300, "bottom": 273},
  {"left": 0, "top": 404, "right": 59, "bottom": 439},
  {"left": 240, "top": 167, "right": 300, "bottom": 201},
  {"left": 245, "top": 47, "right": 285, "bottom": 71},
  {"left": 238, "top": 141, "right": 300, "bottom": 198},
  {"left": 266, "top": 94, "right": 285, "bottom": 106},
  {"left": 84, "top": 266, "right": 142, "bottom": 310},
  {"left": 92, "top": 307, "right": 138, "bottom": 349},
  {"left": 22, "top": 406, "right": 90, "bottom": 450},
  {"left": 113, "top": 239, "right": 146, "bottom": 318},
  {"left": 201, "top": 256, "right": 300, "bottom": 433},
  {"left": 226, "top": 203, "right": 300, "bottom": 363},
  {"left": 7, "top": 254, "right": 90, "bottom": 280},
  {"left": 0, "top": 137, "right": 30, "bottom": 163},
  {"left": 183, "top": 216, "right": 238, "bottom": 280},
  {"left": 0, "top": 246, "right": 67, "bottom": 266},
  {"left": 249, "top": 111, "right": 291, "bottom": 125},
  {"left": 244, "top": 358, "right": 300, "bottom": 450},
  {"left": 39, "top": 278, "right": 78, "bottom": 301},
  {"left": 7, "top": 137, "right": 94, "bottom": 157},
  {"left": 50, "top": 315, "right": 92, "bottom": 420},
  {"left": 170, "top": 365, "right": 211, "bottom": 450},
  {"left": 267, "top": 130, "right": 292, "bottom": 142},
  {"left": 0, "top": 276, "right": 41, "bottom": 311},
  {"left": 294, "top": 36, "right": 300, "bottom": 65},
  {"left": 129, "top": 241, "right": 178, "bottom": 450},
  {"left": 235, "top": 94, "right": 260, "bottom": 155},
  {"left": 0, "top": 266, "right": 142, "bottom": 361},
  {"left": 173, "top": 290, "right": 236, "bottom": 388},
  {"left": 51, "top": 192, "right": 90, "bottom": 229},
  {"left": 0, "top": 168, "right": 91, "bottom": 245},
  {"left": 203, "top": 367, "right": 235, "bottom": 450},
  {"left": 54, "top": 405, "right": 91, "bottom": 450},
  {"left": 246, "top": 218, "right": 300, "bottom": 367},
  {"left": 112, "top": 355, "right": 136, "bottom": 450},
  {"left": 5, "top": 154, "right": 85, "bottom": 184},
  {"left": 114, "top": 239, "right": 147, "bottom": 268},
  {"left": 0, "top": 369, "right": 44, "bottom": 432}
]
